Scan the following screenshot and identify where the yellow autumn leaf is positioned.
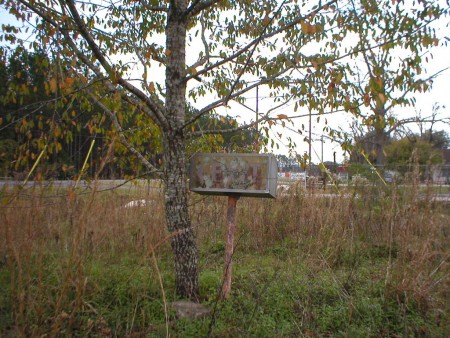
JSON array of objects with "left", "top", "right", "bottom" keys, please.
[
  {"left": 262, "top": 15, "right": 271, "bottom": 26},
  {"left": 64, "top": 77, "right": 74, "bottom": 88},
  {"left": 378, "top": 93, "right": 387, "bottom": 104},
  {"left": 363, "top": 93, "right": 370, "bottom": 106},
  {"left": 301, "top": 21, "right": 316, "bottom": 34},
  {"left": 374, "top": 76, "right": 383, "bottom": 89},
  {"left": 49, "top": 78, "right": 57, "bottom": 93},
  {"left": 277, "top": 114, "right": 288, "bottom": 120},
  {"left": 148, "top": 82, "right": 155, "bottom": 93}
]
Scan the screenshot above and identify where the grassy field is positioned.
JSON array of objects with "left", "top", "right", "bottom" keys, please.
[{"left": 0, "top": 179, "right": 449, "bottom": 337}]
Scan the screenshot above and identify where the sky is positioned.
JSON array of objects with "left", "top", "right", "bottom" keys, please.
[
  {"left": 213, "top": 43, "right": 450, "bottom": 164},
  {"left": 1, "top": 2, "right": 449, "bottom": 165},
  {"left": 217, "top": 9, "right": 450, "bottom": 163},
  {"left": 260, "top": 42, "right": 450, "bottom": 163}
]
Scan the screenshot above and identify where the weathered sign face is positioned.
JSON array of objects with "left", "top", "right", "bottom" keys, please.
[{"left": 189, "top": 153, "right": 278, "bottom": 198}]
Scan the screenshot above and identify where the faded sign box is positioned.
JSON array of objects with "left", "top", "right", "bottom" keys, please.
[{"left": 189, "top": 153, "right": 278, "bottom": 198}]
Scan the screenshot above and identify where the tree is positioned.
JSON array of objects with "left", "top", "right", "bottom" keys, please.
[
  {"left": 419, "top": 130, "right": 450, "bottom": 149},
  {"left": 0, "top": 47, "right": 77, "bottom": 176},
  {"left": 385, "top": 136, "right": 443, "bottom": 166},
  {"left": 333, "top": 0, "right": 448, "bottom": 165},
  {"left": 0, "top": 47, "right": 158, "bottom": 178},
  {"left": 348, "top": 125, "right": 392, "bottom": 164},
  {"left": 0, "top": 48, "right": 260, "bottom": 178},
  {"left": 1, "top": 0, "right": 446, "bottom": 299},
  {"left": 348, "top": 117, "right": 449, "bottom": 165},
  {"left": 187, "top": 112, "right": 258, "bottom": 154}
]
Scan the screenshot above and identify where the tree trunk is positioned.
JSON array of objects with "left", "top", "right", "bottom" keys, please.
[
  {"left": 373, "top": 103, "right": 387, "bottom": 166},
  {"left": 162, "top": 131, "right": 199, "bottom": 300},
  {"left": 163, "top": 0, "right": 199, "bottom": 300},
  {"left": 374, "top": 127, "right": 387, "bottom": 166}
]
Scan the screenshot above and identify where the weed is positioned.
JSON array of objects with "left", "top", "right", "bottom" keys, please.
[{"left": 0, "top": 178, "right": 448, "bottom": 336}]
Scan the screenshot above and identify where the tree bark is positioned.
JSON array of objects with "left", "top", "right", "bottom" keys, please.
[
  {"left": 162, "top": 130, "right": 199, "bottom": 300},
  {"left": 374, "top": 127, "right": 387, "bottom": 166},
  {"left": 163, "top": 0, "right": 199, "bottom": 300},
  {"left": 373, "top": 105, "right": 388, "bottom": 166}
]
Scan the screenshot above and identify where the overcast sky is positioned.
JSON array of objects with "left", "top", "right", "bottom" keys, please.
[{"left": 1, "top": 3, "right": 449, "bottom": 164}]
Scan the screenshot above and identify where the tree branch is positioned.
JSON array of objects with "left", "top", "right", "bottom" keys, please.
[
  {"left": 186, "top": 0, "right": 221, "bottom": 17},
  {"left": 386, "top": 115, "right": 450, "bottom": 136},
  {"left": 223, "top": 0, "right": 288, "bottom": 105},
  {"left": 16, "top": 0, "right": 168, "bottom": 128},
  {"left": 140, "top": 0, "right": 168, "bottom": 12},
  {"left": 85, "top": 90, "right": 161, "bottom": 174},
  {"left": 64, "top": 0, "right": 168, "bottom": 128},
  {"left": 185, "top": 0, "right": 339, "bottom": 81},
  {"left": 59, "top": 23, "right": 164, "bottom": 129},
  {"left": 182, "top": 67, "right": 292, "bottom": 130},
  {"left": 187, "top": 97, "right": 295, "bottom": 138},
  {"left": 385, "top": 67, "right": 449, "bottom": 112}
]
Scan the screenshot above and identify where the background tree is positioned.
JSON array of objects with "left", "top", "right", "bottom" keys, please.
[
  {"left": 0, "top": 48, "right": 258, "bottom": 177},
  {"left": 331, "top": 0, "right": 448, "bottom": 165},
  {"left": 0, "top": 47, "right": 162, "bottom": 178},
  {"left": 419, "top": 129, "right": 450, "bottom": 149},
  {"left": 187, "top": 112, "right": 258, "bottom": 154},
  {"left": 385, "top": 135, "right": 444, "bottom": 167}
]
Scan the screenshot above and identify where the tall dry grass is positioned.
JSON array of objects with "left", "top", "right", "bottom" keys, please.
[
  {"left": 0, "top": 176, "right": 448, "bottom": 335},
  {"left": 191, "top": 177, "right": 449, "bottom": 324},
  {"left": 0, "top": 183, "right": 167, "bottom": 336}
]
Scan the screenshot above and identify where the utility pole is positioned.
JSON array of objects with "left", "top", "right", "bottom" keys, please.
[
  {"left": 255, "top": 86, "right": 259, "bottom": 153},
  {"left": 333, "top": 151, "right": 336, "bottom": 172},
  {"left": 308, "top": 108, "right": 312, "bottom": 177},
  {"left": 320, "top": 135, "right": 324, "bottom": 163}
]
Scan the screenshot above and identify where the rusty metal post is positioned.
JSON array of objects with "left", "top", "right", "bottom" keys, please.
[{"left": 221, "top": 194, "right": 239, "bottom": 299}]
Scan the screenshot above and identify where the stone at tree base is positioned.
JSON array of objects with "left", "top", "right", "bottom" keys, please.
[{"left": 171, "top": 300, "right": 211, "bottom": 319}]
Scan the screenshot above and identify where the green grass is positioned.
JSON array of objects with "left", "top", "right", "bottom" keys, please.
[{"left": 0, "top": 182, "right": 449, "bottom": 337}]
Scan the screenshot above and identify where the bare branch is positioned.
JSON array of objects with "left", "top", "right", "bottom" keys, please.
[
  {"left": 189, "top": 16, "right": 210, "bottom": 70},
  {"left": 187, "top": 98, "right": 292, "bottom": 138},
  {"left": 186, "top": 0, "right": 221, "bottom": 17},
  {"left": 185, "top": 0, "right": 339, "bottom": 81},
  {"left": 223, "top": 0, "right": 288, "bottom": 105},
  {"left": 182, "top": 67, "right": 292, "bottom": 130},
  {"left": 64, "top": 0, "right": 168, "bottom": 128},
  {"left": 85, "top": 90, "right": 161, "bottom": 175},
  {"left": 386, "top": 115, "right": 450, "bottom": 135},
  {"left": 140, "top": 0, "right": 168, "bottom": 12}
]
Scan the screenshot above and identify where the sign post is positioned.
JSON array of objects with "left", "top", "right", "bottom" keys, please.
[
  {"left": 222, "top": 194, "right": 239, "bottom": 299},
  {"left": 189, "top": 153, "right": 278, "bottom": 298}
]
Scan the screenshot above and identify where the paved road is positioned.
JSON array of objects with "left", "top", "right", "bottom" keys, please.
[
  {"left": 0, "top": 179, "right": 161, "bottom": 191},
  {"left": 1, "top": 180, "right": 449, "bottom": 201}
]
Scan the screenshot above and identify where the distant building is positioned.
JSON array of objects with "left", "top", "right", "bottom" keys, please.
[
  {"left": 443, "top": 149, "right": 450, "bottom": 165},
  {"left": 439, "top": 149, "right": 450, "bottom": 184}
]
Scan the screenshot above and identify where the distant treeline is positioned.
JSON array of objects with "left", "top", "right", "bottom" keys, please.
[{"left": 0, "top": 48, "right": 257, "bottom": 179}]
